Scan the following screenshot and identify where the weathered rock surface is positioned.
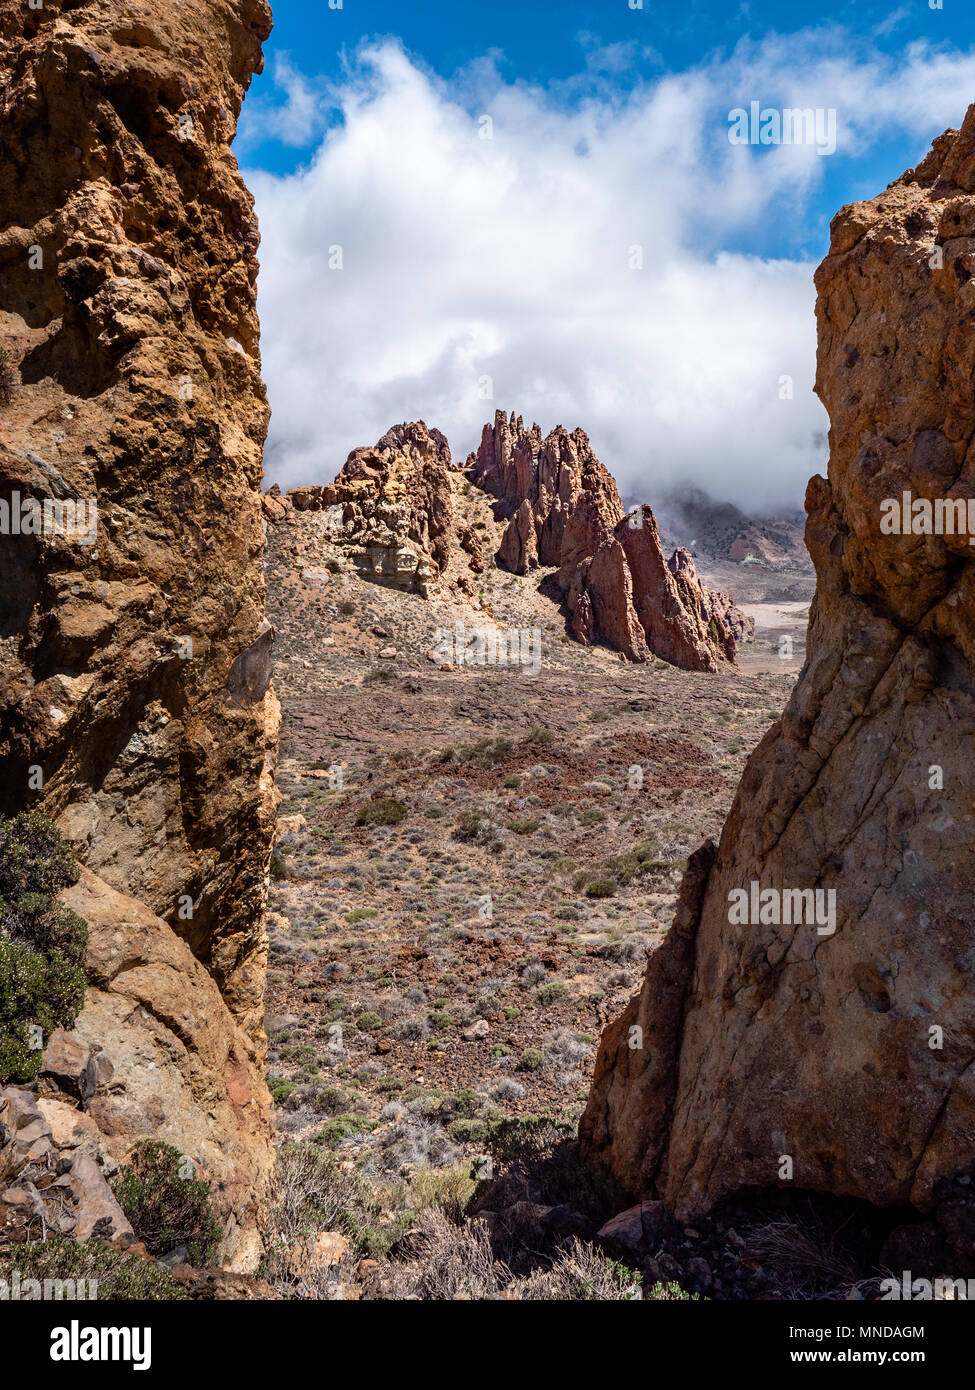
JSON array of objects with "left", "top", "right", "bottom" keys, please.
[
  {"left": 65, "top": 867, "right": 274, "bottom": 1269},
  {"left": 315, "top": 422, "right": 455, "bottom": 596},
  {"left": 0, "top": 0, "right": 278, "bottom": 1034},
  {"left": 581, "top": 108, "right": 975, "bottom": 1250},
  {"left": 469, "top": 412, "right": 747, "bottom": 670},
  {"left": 0, "top": 0, "right": 276, "bottom": 1268}
]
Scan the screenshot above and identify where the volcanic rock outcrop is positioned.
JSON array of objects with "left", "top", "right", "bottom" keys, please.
[
  {"left": 280, "top": 422, "right": 456, "bottom": 596},
  {"left": 469, "top": 411, "right": 748, "bottom": 670},
  {"left": 581, "top": 106, "right": 975, "bottom": 1260},
  {"left": 0, "top": 0, "right": 276, "bottom": 1267},
  {"left": 320, "top": 421, "right": 454, "bottom": 596}
]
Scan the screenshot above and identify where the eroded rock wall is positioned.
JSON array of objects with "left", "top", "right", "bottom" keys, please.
[
  {"left": 0, "top": 0, "right": 276, "bottom": 1266},
  {"left": 581, "top": 107, "right": 975, "bottom": 1240}
]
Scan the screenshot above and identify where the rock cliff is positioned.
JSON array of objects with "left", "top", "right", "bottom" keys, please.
[
  {"left": 469, "top": 411, "right": 748, "bottom": 670},
  {"left": 0, "top": 0, "right": 276, "bottom": 1268},
  {"left": 581, "top": 107, "right": 975, "bottom": 1261}
]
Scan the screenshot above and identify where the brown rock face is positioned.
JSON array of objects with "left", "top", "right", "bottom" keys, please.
[
  {"left": 318, "top": 421, "right": 454, "bottom": 596},
  {"left": 0, "top": 2, "right": 276, "bottom": 1265},
  {"left": 581, "top": 108, "right": 975, "bottom": 1239},
  {"left": 469, "top": 411, "right": 746, "bottom": 670}
]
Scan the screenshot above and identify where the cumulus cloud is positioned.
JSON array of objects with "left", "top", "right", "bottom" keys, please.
[{"left": 243, "top": 30, "right": 975, "bottom": 512}]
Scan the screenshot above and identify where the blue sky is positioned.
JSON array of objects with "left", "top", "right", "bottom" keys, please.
[{"left": 239, "top": 1, "right": 975, "bottom": 508}]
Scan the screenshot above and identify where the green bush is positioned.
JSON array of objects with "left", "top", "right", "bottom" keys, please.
[
  {"left": 536, "top": 980, "right": 566, "bottom": 1005},
  {"left": 517, "top": 1048, "right": 545, "bottom": 1072},
  {"left": 0, "top": 346, "right": 15, "bottom": 405},
  {"left": 585, "top": 877, "right": 617, "bottom": 899},
  {"left": 0, "top": 1236, "right": 186, "bottom": 1301},
  {"left": 356, "top": 797, "right": 407, "bottom": 827},
  {"left": 0, "top": 813, "right": 88, "bottom": 1084},
  {"left": 112, "top": 1141, "right": 221, "bottom": 1266},
  {"left": 314, "top": 1115, "right": 376, "bottom": 1148}
]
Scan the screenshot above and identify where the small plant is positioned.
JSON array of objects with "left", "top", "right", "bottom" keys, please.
[
  {"left": 509, "top": 817, "right": 541, "bottom": 835},
  {"left": 585, "top": 877, "right": 617, "bottom": 899},
  {"left": 315, "top": 1114, "right": 376, "bottom": 1147},
  {"left": 356, "top": 1010, "right": 382, "bottom": 1032},
  {"left": 536, "top": 980, "right": 567, "bottom": 1005},
  {"left": 356, "top": 797, "right": 407, "bottom": 827},
  {"left": 112, "top": 1141, "right": 221, "bottom": 1266},
  {"left": 517, "top": 1048, "right": 545, "bottom": 1072},
  {"left": 0, "top": 346, "right": 15, "bottom": 404}
]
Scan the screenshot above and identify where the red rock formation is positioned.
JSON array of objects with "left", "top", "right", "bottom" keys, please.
[
  {"left": 469, "top": 412, "right": 747, "bottom": 670},
  {"left": 0, "top": 0, "right": 275, "bottom": 1267},
  {"left": 581, "top": 108, "right": 975, "bottom": 1261}
]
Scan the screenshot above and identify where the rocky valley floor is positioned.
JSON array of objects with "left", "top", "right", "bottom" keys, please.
[{"left": 252, "top": 491, "right": 906, "bottom": 1300}]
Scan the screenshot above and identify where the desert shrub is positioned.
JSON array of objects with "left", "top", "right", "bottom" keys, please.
[
  {"left": 536, "top": 980, "right": 566, "bottom": 1005},
  {"left": 597, "top": 936, "right": 647, "bottom": 963},
  {"left": 511, "top": 1239, "right": 644, "bottom": 1300},
  {"left": 509, "top": 817, "right": 540, "bottom": 835},
  {"left": 0, "top": 346, "right": 14, "bottom": 404},
  {"left": 364, "top": 666, "right": 395, "bottom": 684},
  {"left": 453, "top": 810, "right": 483, "bottom": 842},
  {"left": 452, "top": 810, "right": 504, "bottom": 853},
  {"left": 262, "top": 1142, "right": 395, "bottom": 1294},
  {"left": 314, "top": 1115, "right": 376, "bottom": 1147},
  {"left": 585, "top": 877, "right": 617, "bottom": 899},
  {"left": 478, "top": 1118, "right": 625, "bottom": 1226},
  {"left": 517, "top": 1048, "right": 545, "bottom": 1072},
  {"left": 0, "top": 813, "right": 88, "bottom": 1084},
  {"left": 523, "top": 726, "right": 556, "bottom": 746},
  {"left": 405, "top": 1161, "right": 478, "bottom": 1222},
  {"left": 112, "top": 1141, "right": 221, "bottom": 1266},
  {"left": 447, "top": 1117, "right": 489, "bottom": 1144},
  {"left": 356, "top": 797, "right": 406, "bottom": 827},
  {"left": 0, "top": 1236, "right": 186, "bottom": 1301},
  {"left": 459, "top": 737, "right": 512, "bottom": 768},
  {"left": 356, "top": 1010, "right": 382, "bottom": 1031}
]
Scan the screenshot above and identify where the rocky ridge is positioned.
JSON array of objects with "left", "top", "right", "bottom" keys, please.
[
  {"left": 469, "top": 412, "right": 751, "bottom": 670},
  {"left": 580, "top": 105, "right": 975, "bottom": 1269},
  {"left": 279, "top": 412, "right": 751, "bottom": 672}
]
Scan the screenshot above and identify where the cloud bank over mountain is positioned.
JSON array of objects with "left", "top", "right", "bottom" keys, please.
[{"left": 243, "top": 28, "right": 975, "bottom": 512}]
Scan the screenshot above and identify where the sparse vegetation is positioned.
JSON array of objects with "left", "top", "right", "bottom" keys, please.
[
  {"left": 0, "top": 813, "right": 88, "bottom": 1083},
  {"left": 112, "top": 1141, "right": 221, "bottom": 1267}
]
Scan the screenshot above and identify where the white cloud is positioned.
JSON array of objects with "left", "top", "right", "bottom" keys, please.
[{"left": 244, "top": 32, "right": 975, "bottom": 512}]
